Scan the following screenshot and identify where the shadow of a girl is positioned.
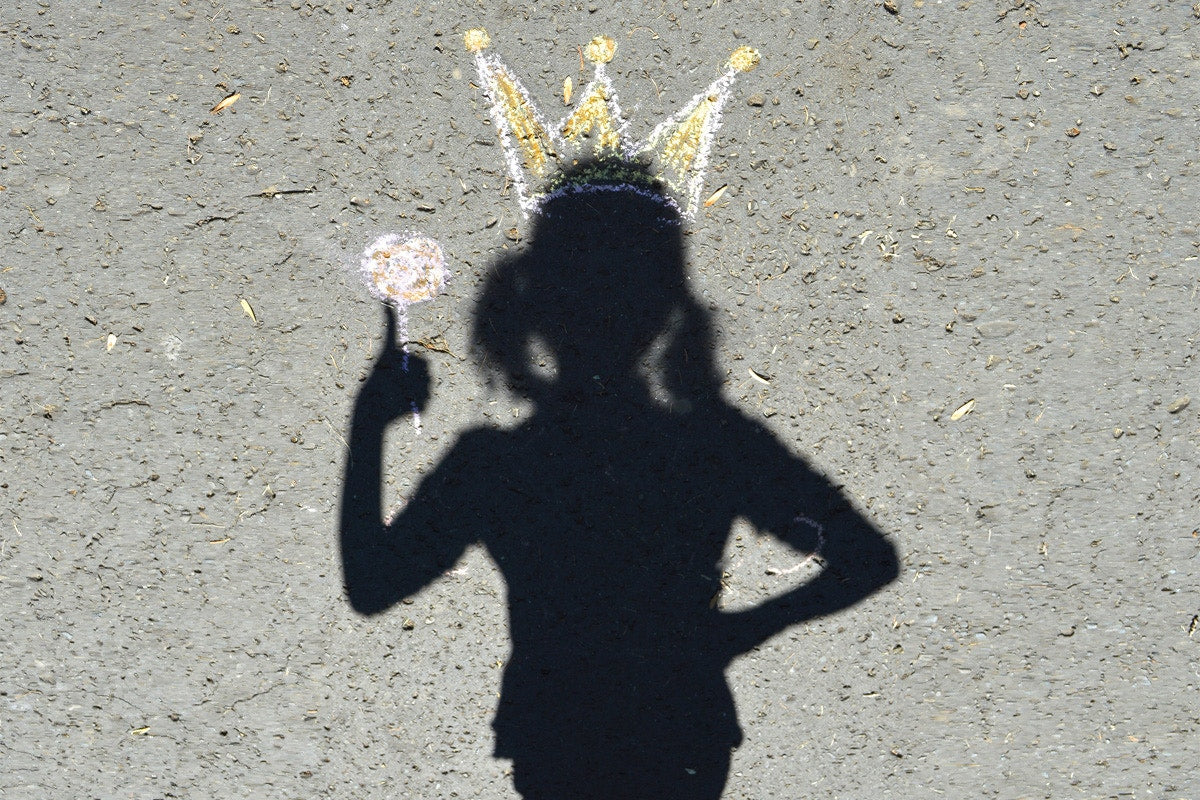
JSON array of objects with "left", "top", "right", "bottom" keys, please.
[{"left": 340, "top": 163, "right": 899, "bottom": 799}]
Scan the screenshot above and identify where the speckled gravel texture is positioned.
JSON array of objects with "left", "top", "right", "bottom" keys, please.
[{"left": 2, "top": 1, "right": 1198, "bottom": 798}]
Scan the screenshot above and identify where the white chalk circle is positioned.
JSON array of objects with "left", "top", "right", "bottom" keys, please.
[{"left": 360, "top": 233, "right": 447, "bottom": 308}]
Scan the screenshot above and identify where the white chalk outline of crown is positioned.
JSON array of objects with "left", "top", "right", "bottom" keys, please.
[{"left": 464, "top": 28, "right": 760, "bottom": 220}]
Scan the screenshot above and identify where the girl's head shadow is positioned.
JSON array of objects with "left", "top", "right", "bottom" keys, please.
[{"left": 473, "top": 160, "right": 719, "bottom": 410}]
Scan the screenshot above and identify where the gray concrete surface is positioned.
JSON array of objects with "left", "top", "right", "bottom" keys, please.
[{"left": 2, "top": 1, "right": 1198, "bottom": 798}]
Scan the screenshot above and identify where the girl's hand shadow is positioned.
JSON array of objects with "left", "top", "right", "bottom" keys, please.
[{"left": 357, "top": 304, "right": 431, "bottom": 425}]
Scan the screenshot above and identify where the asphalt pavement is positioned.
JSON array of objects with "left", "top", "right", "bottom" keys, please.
[{"left": 2, "top": 2, "right": 1198, "bottom": 798}]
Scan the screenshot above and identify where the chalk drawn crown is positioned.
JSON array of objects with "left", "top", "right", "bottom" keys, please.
[{"left": 464, "top": 28, "right": 759, "bottom": 219}]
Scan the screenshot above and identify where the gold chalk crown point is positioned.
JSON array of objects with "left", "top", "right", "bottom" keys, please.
[
  {"left": 464, "top": 28, "right": 490, "bottom": 53},
  {"left": 466, "top": 31, "right": 760, "bottom": 219},
  {"left": 585, "top": 36, "right": 616, "bottom": 64},
  {"left": 729, "top": 46, "right": 760, "bottom": 73}
]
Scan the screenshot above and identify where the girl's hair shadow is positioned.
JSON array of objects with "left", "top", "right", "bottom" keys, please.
[{"left": 340, "top": 161, "right": 900, "bottom": 799}]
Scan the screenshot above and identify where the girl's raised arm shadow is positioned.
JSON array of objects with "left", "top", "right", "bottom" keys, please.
[{"left": 338, "top": 305, "right": 474, "bottom": 616}]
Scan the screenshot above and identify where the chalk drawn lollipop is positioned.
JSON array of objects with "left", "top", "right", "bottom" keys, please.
[{"left": 360, "top": 232, "right": 448, "bottom": 431}]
